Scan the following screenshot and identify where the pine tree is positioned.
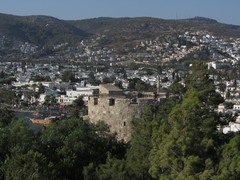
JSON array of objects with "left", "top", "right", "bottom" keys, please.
[
  {"left": 185, "top": 62, "right": 223, "bottom": 106},
  {"left": 213, "top": 135, "right": 240, "bottom": 180},
  {"left": 149, "top": 88, "right": 219, "bottom": 179},
  {"left": 126, "top": 106, "right": 156, "bottom": 179},
  {"left": 149, "top": 62, "right": 226, "bottom": 179}
]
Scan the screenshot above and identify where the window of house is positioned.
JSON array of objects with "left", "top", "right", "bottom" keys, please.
[
  {"left": 123, "top": 121, "right": 126, "bottom": 126},
  {"left": 93, "top": 98, "right": 98, "bottom": 105},
  {"left": 109, "top": 98, "right": 115, "bottom": 106}
]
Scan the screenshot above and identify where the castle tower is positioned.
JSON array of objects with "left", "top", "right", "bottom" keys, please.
[{"left": 87, "top": 84, "right": 153, "bottom": 141}]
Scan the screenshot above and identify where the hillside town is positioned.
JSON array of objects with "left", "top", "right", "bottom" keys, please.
[
  {"left": 1, "top": 2, "right": 240, "bottom": 176},
  {"left": 0, "top": 30, "right": 240, "bottom": 138},
  {"left": 1, "top": 30, "right": 240, "bottom": 64}
]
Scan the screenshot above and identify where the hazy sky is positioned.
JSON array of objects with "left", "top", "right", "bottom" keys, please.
[{"left": 0, "top": 0, "right": 239, "bottom": 25}]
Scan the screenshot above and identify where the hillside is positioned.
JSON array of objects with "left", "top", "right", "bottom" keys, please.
[
  {"left": 69, "top": 16, "right": 240, "bottom": 49},
  {"left": 0, "top": 13, "right": 240, "bottom": 60},
  {"left": 0, "top": 13, "right": 89, "bottom": 49}
]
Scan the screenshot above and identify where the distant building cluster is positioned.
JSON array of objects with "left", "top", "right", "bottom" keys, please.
[{"left": 1, "top": 29, "right": 240, "bottom": 140}]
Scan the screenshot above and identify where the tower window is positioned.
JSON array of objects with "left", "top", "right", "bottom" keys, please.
[
  {"left": 93, "top": 98, "right": 98, "bottom": 105},
  {"left": 109, "top": 98, "right": 115, "bottom": 106}
]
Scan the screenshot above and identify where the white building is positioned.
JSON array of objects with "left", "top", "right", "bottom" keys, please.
[
  {"left": 56, "top": 84, "right": 99, "bottom": 105},
  {"left": 221, "top": 101, "right": 240, "bottom": 133},
  {"left": 56, "top": 95, "right": 78, "bottom": 105},
  {"left": 218, "top": 103, "right": 226, "bottom": 113},
  {"left": 66, "top": 85, "right": 99, "bottom": 97},
  {"left": 233, "top": 104, "right": 240, "bottom": 111},
  {"left": 38, "top": 90, "right": 59, "bottom": 104},
  {"left": 223, "top": 115, "right": 240, "bottom": 134}
]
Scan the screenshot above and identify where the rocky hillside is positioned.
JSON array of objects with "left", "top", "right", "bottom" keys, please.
[
  {"left": 0, "top": 13, "right": 89, "bottom": 48},
  {"left": 70, "top": 16, "right": 240, "bottom": 49},
  {"left": 0, "top": 13, "right": 240, "bottom": 58}
]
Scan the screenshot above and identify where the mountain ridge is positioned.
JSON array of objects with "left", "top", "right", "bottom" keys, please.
[
  {"left": 0, "top": 13, "right": 90, "bottom": 47},
  {"left": 0, "top": 13, "right": 240, "bottom": 58}
]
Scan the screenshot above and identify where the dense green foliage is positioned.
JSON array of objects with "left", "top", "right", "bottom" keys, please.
[
  {"left": 62, "top": 70, "right": 76, "bottom": 82},
  {"left": 0, "top": 87, "right": 16, "bottom": 104},
  {"left": 0, "top": 113, "right": 126, "bottom": 179},
  {"left": 128, "top": 78, "right": 156, "bottom": 92},
  {"left": 0, "top": 62, "right": 240, "bottom": 179},
  {"left": 150, "top": 88, "right": 219, "bottom": 179}
]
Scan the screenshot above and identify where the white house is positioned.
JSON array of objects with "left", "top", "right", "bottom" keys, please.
[
  {"left": 56, "top": 84, "right": 99, "bottom": 105},
  {"left": 38, "top": 90, "right": 59, "bottom": 104},
  {"left": 223, "top": 121, "right": 240, "bottom": 134},
  {"left": 56, "top": 95, "right": 78, "bottom": 105},
  {"left": 233, "top": 104, "right": 240, "bottom": 111},
  {"left": 66, "top": 85, "right": 99, "bottom": 97},
  {"left": 218, "top": 103, "right": 226, "bottom": 113}
]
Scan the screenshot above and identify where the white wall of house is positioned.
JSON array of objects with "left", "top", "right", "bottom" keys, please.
[
  {"left": 218, "top": 104, "right": 226, "bottom": 113},
  {"left": 223, "top": 122, "right": 240, "bottom": 134},
  {"left": 42, "top": 82, "right": 70, "bottom": 90},
  {"left": 57, "top": 85, "right": 99, "bottom": 105},
  {"left": 233, "top": 104, "right": 240, "bottom": 110},
  {"left": 38, "top": 94, "right": 46, "bottom": 104},
  {"left": 56, "top": 95, "right": 77, "bottom": 105},
  {"left": 66, "top": 89, "right": 93, "bottom": 97}
]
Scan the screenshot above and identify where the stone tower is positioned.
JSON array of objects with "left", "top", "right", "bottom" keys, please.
[{"left": 87, "top": 84, "right": 155, "bottom": 141}]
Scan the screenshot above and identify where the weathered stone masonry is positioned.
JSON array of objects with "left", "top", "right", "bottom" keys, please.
[{"left": 87, "top": 84, "right": 155, "bottom": 141}]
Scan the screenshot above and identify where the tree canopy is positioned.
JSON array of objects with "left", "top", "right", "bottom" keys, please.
[
  {"left": 0, "top": 61, "right": 239, "bottom": 179},
  {"left": 0, "top": 115, "right": 127, "bottom": 179}
]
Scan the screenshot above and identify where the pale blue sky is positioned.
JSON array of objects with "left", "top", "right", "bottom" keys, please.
[{"left": 0, "top": 0, "right": 239, "bottom": 25}]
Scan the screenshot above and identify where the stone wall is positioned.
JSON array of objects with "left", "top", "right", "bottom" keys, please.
[{"left": 88, "top": 95, "right": 147, "bottom": 141}]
